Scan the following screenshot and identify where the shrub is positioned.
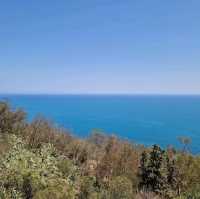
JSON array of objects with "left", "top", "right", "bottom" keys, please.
[
  {"left": 0, "top": 135, "right": 76, "bottom": 198},
  {"left": 78, "top": 176, "right": 98, "bottom": 199},
  {"left": 108, "top": 176, "right": 134, "bottom": 199},
  {"left": 0, "top": 102, "right": 26, "bottom": 135}
]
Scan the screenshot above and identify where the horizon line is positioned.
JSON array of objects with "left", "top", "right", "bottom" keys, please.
[{"left": 1, "top": 92, "right": 200, "bottom": 96}]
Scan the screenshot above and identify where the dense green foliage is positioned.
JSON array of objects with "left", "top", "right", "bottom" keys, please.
[{"left": 0, "top": 101, "right": 200, "bottom": 199}]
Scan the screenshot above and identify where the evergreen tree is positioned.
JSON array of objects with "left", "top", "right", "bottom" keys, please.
[{"left": 139, "top": 145, "right": 165, "bottom": 193}]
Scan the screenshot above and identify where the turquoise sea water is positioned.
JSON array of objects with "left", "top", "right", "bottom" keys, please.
[{"left": 0, "top": 94, "right": 200, "bottom": 153}]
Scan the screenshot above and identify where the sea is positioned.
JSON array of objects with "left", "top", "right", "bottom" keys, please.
[{"left": 0, "top": 94, "right": 200, "bottom": 154}]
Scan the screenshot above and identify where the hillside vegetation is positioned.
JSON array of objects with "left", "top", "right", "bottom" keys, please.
[{"left": 0, "top": 101, "right": 200, "bottom": 199}]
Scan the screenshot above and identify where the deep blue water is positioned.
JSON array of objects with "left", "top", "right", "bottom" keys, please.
[{"left": 0, "top": 94, "right": 200, "bottom": 153}]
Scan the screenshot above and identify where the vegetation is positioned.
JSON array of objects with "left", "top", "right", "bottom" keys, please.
[{"left": 0, "top": 101, "right": 200, "bottom": 199}]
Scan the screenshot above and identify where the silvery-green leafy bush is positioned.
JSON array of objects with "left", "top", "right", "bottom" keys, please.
[{"left": 0, "top": 135, "right": 76, "bottom": 198}]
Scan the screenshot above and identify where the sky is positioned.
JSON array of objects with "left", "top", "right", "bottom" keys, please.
[{"left": 0, "top": 0, "right": 200, "bottom": 94}]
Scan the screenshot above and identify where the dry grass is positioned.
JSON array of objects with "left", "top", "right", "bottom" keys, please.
[{"left": 135, "top": 192, "right": 162, "bottom": 199}]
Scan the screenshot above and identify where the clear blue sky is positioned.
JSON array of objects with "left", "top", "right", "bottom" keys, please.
[{"left": 0, "top": 0, "right": 200, "bottom": 94}]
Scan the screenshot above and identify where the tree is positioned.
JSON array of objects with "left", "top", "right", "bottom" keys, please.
[
  {"left": 139, "top": 145, "right": 165, "bottom": 194},
  {"left": 0, "top": 101, "right": 26, "bottom": 135},
  {"left": 178, "top": 136, "right": 191, "bottom": 153}
]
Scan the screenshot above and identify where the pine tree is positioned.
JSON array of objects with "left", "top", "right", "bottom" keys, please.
[{"left": 139, "top": 145, "right": 165, "bottom": 193}]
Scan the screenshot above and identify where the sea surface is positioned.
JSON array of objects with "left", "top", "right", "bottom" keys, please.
[{"left": 0, "top": 94, "right": 200, "bottom": 153}]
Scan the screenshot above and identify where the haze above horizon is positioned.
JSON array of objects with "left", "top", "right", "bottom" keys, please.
[{"left": 0, "top": 0, "right": 200, "bottom": 94}]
